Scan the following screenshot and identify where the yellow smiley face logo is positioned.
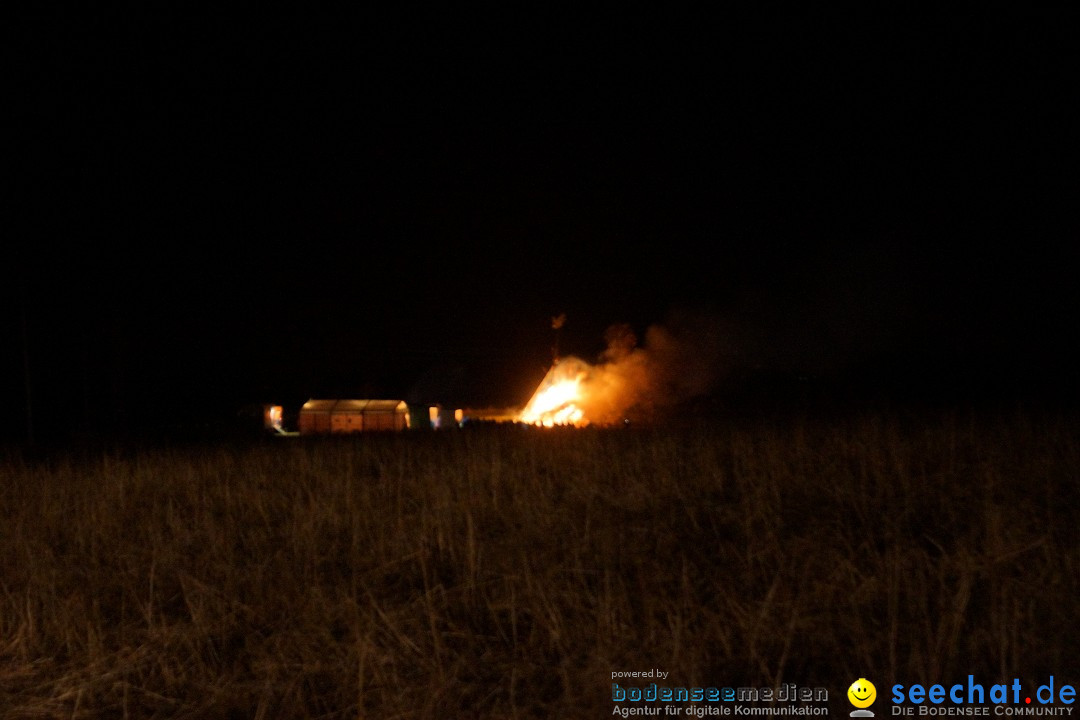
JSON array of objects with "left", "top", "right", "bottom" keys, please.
[{"left": 848, "top": 678, "right": 876, "bottom": 708}]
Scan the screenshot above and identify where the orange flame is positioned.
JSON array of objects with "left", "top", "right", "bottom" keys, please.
[
  {"left": 518, "top": 357, "right": 592, "bottom": 427},
  {"left": 515, "top": 316, "right": 723, "bottom": 428}
]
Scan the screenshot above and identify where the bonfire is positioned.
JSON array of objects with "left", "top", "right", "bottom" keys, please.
[{"left": 517, "top": 356, "right": 594, "bottom": 427}]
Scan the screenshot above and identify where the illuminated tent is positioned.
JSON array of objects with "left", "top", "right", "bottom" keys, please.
[{"left": 297, "top": 399, "right": 409, "bottom": 434}]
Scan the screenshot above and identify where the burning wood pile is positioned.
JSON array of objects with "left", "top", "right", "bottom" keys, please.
[
  {"left": 517, "top": 356, "right": 592, "bottom": 427},
  {"left": 478, "top": 313, "right": 724, "bottom": 428}
]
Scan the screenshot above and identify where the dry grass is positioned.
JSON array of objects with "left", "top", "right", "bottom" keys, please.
[{"left": 1, "top": 408, "right": 1077, "bottom": 718}]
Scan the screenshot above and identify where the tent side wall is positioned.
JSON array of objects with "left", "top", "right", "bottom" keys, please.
[
  {"left": 298, "top": 411, "right": 332, "bottom": 435},
  {"left": 298, "top": 400, "right": 410, "bottom": 435}
]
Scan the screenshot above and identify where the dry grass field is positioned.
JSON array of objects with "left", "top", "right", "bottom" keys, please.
[{"left": 1, "top": 407, "right": 1077, "bottom": 718}]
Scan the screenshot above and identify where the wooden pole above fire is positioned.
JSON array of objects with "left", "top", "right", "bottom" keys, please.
[{"left": 551, "top": 313, "right": 566, "bottom": 365}]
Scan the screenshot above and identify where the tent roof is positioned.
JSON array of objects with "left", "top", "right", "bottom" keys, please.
[{"left": 301, "top": 399, "right": 408, "bottom": 413}]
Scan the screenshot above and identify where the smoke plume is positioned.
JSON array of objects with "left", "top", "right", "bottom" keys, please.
[{"left": 568, "top": 306, "right": 730, "bottom": 424}]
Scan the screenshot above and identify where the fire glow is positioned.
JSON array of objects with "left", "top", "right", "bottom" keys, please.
[
  {"left": 518, "top": 357, "right": 591, "bottom": 427},
  {"left": 515, "top": 315, "right": 723, "bottom": 428},
  {"left": 516, "top": 354, "right": 638, "bottom": 428}
]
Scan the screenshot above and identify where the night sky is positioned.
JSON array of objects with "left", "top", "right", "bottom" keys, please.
[{"left": 8, "top": 8, "right": 1078, "bottom": 441}]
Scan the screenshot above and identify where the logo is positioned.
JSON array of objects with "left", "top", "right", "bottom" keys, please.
[{"left": 848, "top": 678, "right": 877, "bottom": 717}]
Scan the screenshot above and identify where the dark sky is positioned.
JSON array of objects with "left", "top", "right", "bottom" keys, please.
[{"left": 7, "top": 8, "right": 1079, "bottom": 439}]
